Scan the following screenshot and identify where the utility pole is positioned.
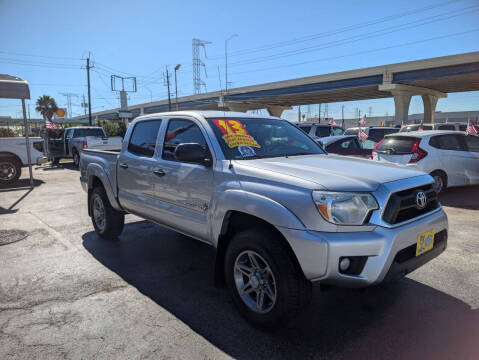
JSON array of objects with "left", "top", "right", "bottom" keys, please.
[
  {"left": 298, "top": 105, "right": 301, "bottom": 122},
  {"left": 165, "top": 66, "right": 172, "bottom": 111},
  {"left": 318, "top": 104, "right": 321, "bottom": 122},
  {"left": 341, "top": 104, "right": 344, "bottom": 128},
  {"left": 86, "top": 56, "right": 92, "bottom": 125},
  {"left": 225, "top": 34, "right": 238, "bottom": 93},
  {"left": 368, "top": 106, "right": 372, "bottom": 118},
  {"left": 174, "top": 64, "right": 181, "bottom": 110},
  {"left": 81, "top": 94, "right": 88, "bottom": 116}
]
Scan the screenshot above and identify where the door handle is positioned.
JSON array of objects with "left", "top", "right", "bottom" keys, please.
[
  {"left": 153, "top": 168, "right": 166, "bottom": 176},
  {"left": 119, "top": 163, "right": 128, "bottom": 169}
]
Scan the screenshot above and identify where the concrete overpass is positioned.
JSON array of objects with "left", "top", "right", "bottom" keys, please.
[{"left": 74, "top": 51, "right": 479, "bottom": 125}]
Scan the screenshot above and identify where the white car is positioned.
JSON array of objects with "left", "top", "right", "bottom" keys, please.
[{"left": 371, "top": 130, "right": 479, "bottom": 193}]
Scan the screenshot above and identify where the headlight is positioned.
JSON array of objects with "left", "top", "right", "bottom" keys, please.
[{"left": 312, "top": 191, "right": 378, "bottom": 225}]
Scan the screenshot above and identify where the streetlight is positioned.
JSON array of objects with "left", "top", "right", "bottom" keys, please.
[
  {"left": 225, "top": 34, "right": 238, "bottom": 93},
  {"left": 174, "top": 64, "right": 181, "bottom": 110}
]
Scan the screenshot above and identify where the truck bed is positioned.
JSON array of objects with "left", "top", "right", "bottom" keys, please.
[{"left": 80, "top": 149, "right": 120, "bottom": 198}]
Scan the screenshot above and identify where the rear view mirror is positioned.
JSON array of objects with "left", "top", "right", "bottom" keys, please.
[{"left": 175, "top": 143, "right": 212, "bottom": 166}]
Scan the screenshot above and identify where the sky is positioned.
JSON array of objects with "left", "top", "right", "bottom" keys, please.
[{"left": 1, "top": 0, "right": 478, "bottom": 122}]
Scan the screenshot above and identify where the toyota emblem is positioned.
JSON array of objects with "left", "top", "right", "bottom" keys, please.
[{"left": 415, "top": 191, "right": 427, "bottom": 209}]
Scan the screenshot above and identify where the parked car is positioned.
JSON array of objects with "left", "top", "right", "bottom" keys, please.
[
  {"left": 80, "top": 111, "right": 448, "bottom": 328},
  {"left": 318, "top": 135, "right": 378, "bottom": 158},
  {"left": 344, "top": 126, "right": 398, "bottom": 142},
  {"left": 399, "top": 122, "right": 470, "bottom": 133},
  {"left": 44, "top": 126, "right": 122, "bottom": 166},
  {"left": 371, "top": 131, "right": 479, "bottom": 193},
  {"left": 0, "top": 136, "right": 47, "bottom": 185},
  {"left": 295, "top": 122, "right": 344, "bottom": 138}
]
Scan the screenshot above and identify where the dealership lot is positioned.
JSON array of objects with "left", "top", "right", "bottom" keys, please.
[{"left": 1, "top": 164, "right": 478, "bottom": 360}]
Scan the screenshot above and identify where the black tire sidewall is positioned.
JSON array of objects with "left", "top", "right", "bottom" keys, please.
[
  {"left": 89, "top": 187, "right": 124, "bottom": 240},
  {"left": 0, "top": 158, "right": 21, "bottom": 185},
  {"left": 73, "top": 150, "right": 80, "bottom": 167},
  {"left": 225, "top": 229, "right": 306, "bottom": 328}
]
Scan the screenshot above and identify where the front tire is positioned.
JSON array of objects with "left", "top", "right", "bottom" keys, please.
[
  {"left": 0, "top": 157, "right": 21, "bottom": 186},
  {"left": 224, "top": 228, "right": 311, "bottom": 328},
  {"left": 89, "top": 186, "right": 124, "bottom": 240}
]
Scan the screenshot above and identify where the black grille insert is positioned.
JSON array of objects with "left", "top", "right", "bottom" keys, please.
[{"left": 383, "top": 184, "right": 439, "bottom": 224}]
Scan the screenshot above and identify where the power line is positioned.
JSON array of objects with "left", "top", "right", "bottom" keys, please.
[
  {"left": 225, "top": 6, "right": 478, "bottom": 68},
  {"left": 0, "top": 50, "right": 82, "bottom": 61},
  {"left": 229, "top": 28, "right": 479, "bottom": 77},
  {"left": 206, "top": 0, "right": 466, "bottom": 60}
]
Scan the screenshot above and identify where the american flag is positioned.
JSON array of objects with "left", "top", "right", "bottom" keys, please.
[
  {"left": 45, "top": 119, "right": 57, "bottom": 129},
  {"left": 466, "top": 123, "right": 478, "bottom": 135},
  {"left": 358, "top": 130, "right": 368, "bottom": 142},
  {"left": 328, "top": 118, "right": 337, "bottom": 126},
  {"left": 358, "top": 115, "right": 366, "bottom": 127}
]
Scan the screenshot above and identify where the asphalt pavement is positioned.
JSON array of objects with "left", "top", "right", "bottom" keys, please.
[{"left": 1, "top": 163, "right": 478, "bottom": 360}]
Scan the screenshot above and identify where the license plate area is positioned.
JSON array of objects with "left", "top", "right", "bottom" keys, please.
[{"left": 416, "top": 229, "right": 434, "bottom": 256}]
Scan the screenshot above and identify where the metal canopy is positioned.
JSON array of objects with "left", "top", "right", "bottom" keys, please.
[
  {"left": 0, "top": 74, "right": 33, "bottom": 189},
  {"left": 0, "top": 74, "right": 30, "bottom": 99}
]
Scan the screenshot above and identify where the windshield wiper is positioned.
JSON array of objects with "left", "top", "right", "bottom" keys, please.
[{"left": 288, "top": 152, "right": 317, "bottom": 157}]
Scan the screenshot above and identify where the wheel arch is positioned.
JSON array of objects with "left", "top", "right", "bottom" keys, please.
[
  {"left": 214, "top": 210, "right": 306, "bottom": 288},
  {"left": 0, "top": 151, "right": 23, "bottom": 166},
  {"left": 430, "top": 169, "right": 448, "bottom": 187}
]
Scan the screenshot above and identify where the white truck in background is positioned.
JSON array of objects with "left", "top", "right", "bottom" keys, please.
[{"left": 0, "top": 136, "right": 46, "bottom": 185}]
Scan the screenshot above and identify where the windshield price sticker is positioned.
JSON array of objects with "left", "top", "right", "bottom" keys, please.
[{"left": 212, "top": 119, "right": 260, "bottom": 148}]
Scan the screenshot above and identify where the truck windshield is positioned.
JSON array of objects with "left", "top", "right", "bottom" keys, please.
[
  {"left": 207, "top": 117, "right": 325, "bottom": 160},
  {"left": 73, "top": 128, "right": 106, "bottom": 138}
]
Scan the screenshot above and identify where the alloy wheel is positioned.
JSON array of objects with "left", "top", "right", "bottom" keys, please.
[
  {"left": 233, "top": 250, "right": 277, "bottom": 314},
  {"left": 0, "top": 161, "right": 16, "bottom": 181},
  {"left": 92, "top": 196, "right": 106, "bottom": 231}
]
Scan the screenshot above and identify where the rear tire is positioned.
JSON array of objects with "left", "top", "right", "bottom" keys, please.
[
  {"left": 73, "top": 149, "right": 80, "bottom": 167},
  {"left": 0, "top": 157, "right": 21, "bottom": 186},
  {"left": 430, "top": 170, "right": 447, "bottom": 193},
  {"left": 52, "top": 157, "right": 60, "bottom": 165},
  {"left": 224, "top": 227, "right": 311, "bottom": 329},
  {"left": 89, "top": 186, "right": 124, "bottom": 240}
]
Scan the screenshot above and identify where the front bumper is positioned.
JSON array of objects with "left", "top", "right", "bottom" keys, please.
[{"left": 279, "top": 207, "right": 448, "bottom": 287}]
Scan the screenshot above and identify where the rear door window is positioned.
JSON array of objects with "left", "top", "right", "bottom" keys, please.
[
  {"left": 344, "top": 128, "right": 359, "bottom": 136},
  {"left": 376, "top": 136, "right": 419, "bottom": 154},
  {"left": 429, "top": 134, "right": 464, "bottom": 151},
  {"left": 315, "top": 126, "right": 331, "bottom": 137},
  {"left": 298, "top": 126, "right": 311, "bottom": 134},
  {"left": 331, "top": 127, "right": 344, "bottom": 136},
  {"left": 437, "top": 124, "right": 455, "bottom": 130},
  {"left": 73, "top": 128, "right": 106, "bottom": 138},
  {"left": 128, "top": 120, "right": 162, "bottom": 157},
  {"left": 465, "top": 135, "right": 479, "bottom": 152}
]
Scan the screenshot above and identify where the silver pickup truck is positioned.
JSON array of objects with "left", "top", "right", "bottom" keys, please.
[
  {"left": 45, "top": 127, "right": 122, "bottom": 166},
  {"left": 80, "top": 111, "right": 448, "bottom": 328}
]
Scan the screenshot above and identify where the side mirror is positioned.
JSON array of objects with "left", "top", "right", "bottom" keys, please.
[{"left": 175, "top": 143, "right": 212, "bottom": 166}]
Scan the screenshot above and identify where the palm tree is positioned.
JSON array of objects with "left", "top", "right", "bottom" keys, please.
[{"left": 35, "top": 95, "right": 58, "bottom": 120}]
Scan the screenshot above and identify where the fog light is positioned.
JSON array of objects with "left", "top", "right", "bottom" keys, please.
[{"left": 339, "top": 257, "right": 351, "bottom": 272}]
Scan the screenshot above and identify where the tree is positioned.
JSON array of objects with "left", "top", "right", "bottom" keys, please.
[{"left": 35, "top": 95, "right": 58, "bottom": 120}]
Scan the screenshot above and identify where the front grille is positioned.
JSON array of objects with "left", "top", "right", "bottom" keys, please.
[
  {"left": 382, "top": 184, "right": 439, "bottom": 224},
  {"left": 394, "top": 230, "right": 447, "bottom": 264}
]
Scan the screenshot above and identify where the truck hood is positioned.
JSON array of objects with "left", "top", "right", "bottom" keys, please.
[{"left": 236, "top": 154, "right": 426, "bottom": 192}]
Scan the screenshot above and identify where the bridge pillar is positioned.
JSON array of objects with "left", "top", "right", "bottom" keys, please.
[
  {"left": 422, "top": 94, "right": 439, "bottom": 124},
  {"left": 266, "top": 105, "right": 292, "bottom": 118},
  {"left": 393, "top": 93, "right": 412, "bottom": 126},
  {"left": 379, "top": 83, "right": 446, "bottom": 125}
]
